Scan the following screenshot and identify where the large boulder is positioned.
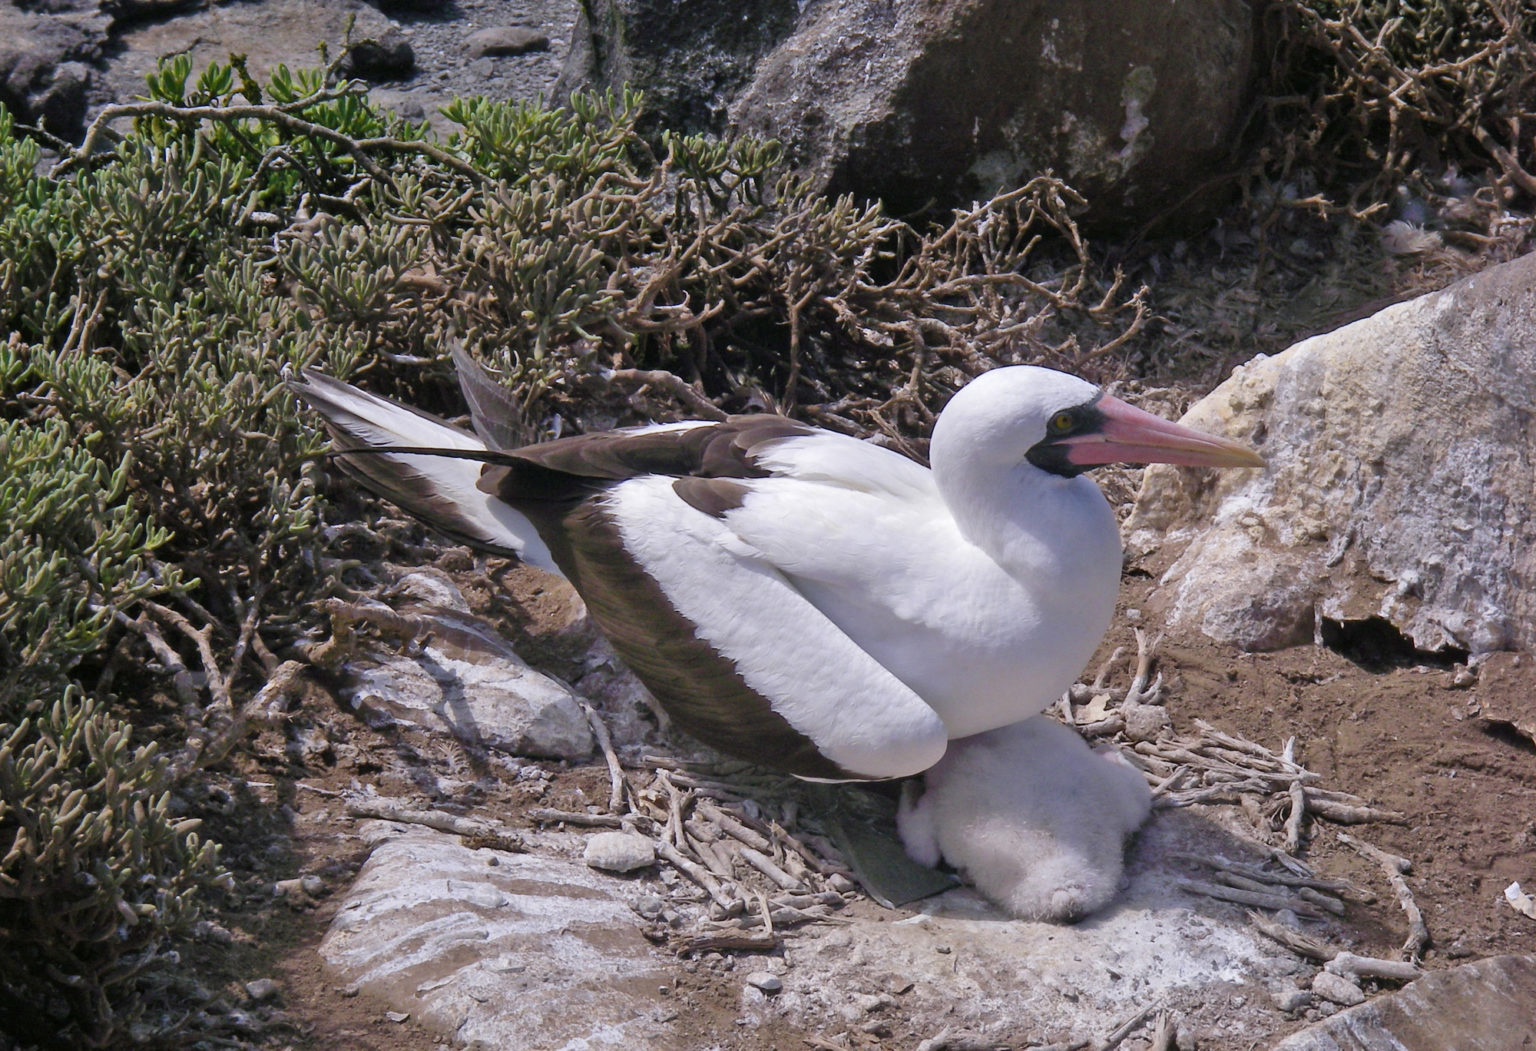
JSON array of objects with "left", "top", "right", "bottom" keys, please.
[
  {"left": 560, "top": 0, "right": 1259, "bottom": 224},
  {"left": 1127, "top": 251, "right": 1536, "bottom": 656},
  {"left": 555, "top": 0, "right": 800, "bottom": 133}
]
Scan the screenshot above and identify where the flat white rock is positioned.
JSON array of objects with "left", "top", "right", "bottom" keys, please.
[
  {"left": 320, "top": 829, "right": 675, "bottom": 1051},
  {"left": 341, "top": 606, "right": 594, "bottom": 760},
  {"left": 1275, "top": 955, "right": 1536, "bottom": 1050}
]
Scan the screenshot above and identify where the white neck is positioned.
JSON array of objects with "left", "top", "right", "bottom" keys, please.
[{"left": 932, "top": 451, "right": 1119, "bottom": 584}]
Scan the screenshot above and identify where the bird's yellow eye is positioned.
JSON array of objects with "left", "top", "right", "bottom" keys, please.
[{"left": 1049, "top": 411, "right": 1075, "bottom": 434}]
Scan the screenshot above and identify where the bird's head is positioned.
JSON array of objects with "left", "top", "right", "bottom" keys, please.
[{"left": 933, "top": 366, "right": 1263, "bottom": 479}]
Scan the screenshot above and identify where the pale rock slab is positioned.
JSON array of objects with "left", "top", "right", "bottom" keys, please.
[
  {"left": 341, "top": 605, "right": 594, "bottom": 761},
  {"left": 319, "top": 829, "right": 676, "bottom": 1051},
  {"left": 754, "top": 807, "right": 1310, "bottom": 1044},
  {"left": 1273, "top": 954, "right": 1536, "bottom": 1051},
  {"left": 1128, "top": 252, "right": 1536, "bottom": 654},
  {"left": 322, "top": 810, "right": 1317, "bottom": 1047}
]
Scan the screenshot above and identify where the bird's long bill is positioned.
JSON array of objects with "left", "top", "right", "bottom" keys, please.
[{"left": 1063, "top": 394, "right": 1265, "bottom": 469}]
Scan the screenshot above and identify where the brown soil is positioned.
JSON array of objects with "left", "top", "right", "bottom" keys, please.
[{"left": 1149, "top": 602, "right": 1536, "bottom": 966}]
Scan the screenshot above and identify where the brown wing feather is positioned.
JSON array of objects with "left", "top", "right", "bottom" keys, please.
[
  {"left": 476, "top": 415, "right": 856, "bottom": 778},
  {"left": 479, "top": 415, "right": 815, "bottom": 501},
  {"left": 554, "top": 498, "right": 858, "bottom": 780}
]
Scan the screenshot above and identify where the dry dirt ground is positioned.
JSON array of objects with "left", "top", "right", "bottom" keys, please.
[{"left": 176, "top": 530, "right": 1536, "bottom": 1051}]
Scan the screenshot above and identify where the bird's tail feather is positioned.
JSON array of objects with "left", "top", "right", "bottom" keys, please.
[{"left": 287, "top": 369, "right": 559, "bottom": 573}]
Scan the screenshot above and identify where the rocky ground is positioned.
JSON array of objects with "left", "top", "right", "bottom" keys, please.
[
  {"left": 165, "top": 516, "right": 1536, "bottom": 1051},
  {"left": 88, "top": 0, "right": 577, "bottom": 137}
]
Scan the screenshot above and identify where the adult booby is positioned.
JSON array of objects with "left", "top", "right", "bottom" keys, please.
[{"left": 290, "top": 358, "right": 1260, "bottom": 782}]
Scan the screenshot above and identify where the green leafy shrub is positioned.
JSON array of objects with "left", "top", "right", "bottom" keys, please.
[{"left": 0, "top": 688, "right": 224, "bottom": 1048}]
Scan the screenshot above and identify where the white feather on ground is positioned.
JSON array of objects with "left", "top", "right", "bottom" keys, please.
[{"left": 896, "top": 715, "right": 1151, "bottom": 921}]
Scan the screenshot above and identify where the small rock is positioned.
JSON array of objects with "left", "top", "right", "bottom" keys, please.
[
  {"left": 244, "top": 978, "right": 280, "bottom": 1003},
  {"left": 300, "top": 873, "right": 326, "bottom": 897},
  {"left": 583, "top": 831, "right": 656, "bottom": 873},
  {"left": 193, "top": 919, "right": 234, "bottom": 944},
  {"left": 1311, "top": 970, "right": 1367, "bottom": 1006},
  {"left": 1272, "top": 985, "right": 1311, "bottom": 1013},
  {"left": 389, "top": 570, "right": 471, "bottom": 612},
  {"left": 827, "top": 873, "right": 857, "bottom": 894},
  {"left": 1121, "top": 701, "right": 1171, "bottom": 741},
  {"left": 745, "top": 972, "right": 782, "bottom": 994},
  {"left": 273, "top": 877, "right": 315, "bottom": 904},
  {"left": 466, "top": 27, "right": 550, "bottom": 59},
  {"left": 852, "top": 992, "right": 889, "bottom": 1013},
  {"left": 632, "top": 893, "right": 667, "bottom": 919},
  {"left": 385, "top": 1010, "right": 411, "bottom": 1023},
  {"left": 344, "top": 31, "right": 416, "bottom": 80}
]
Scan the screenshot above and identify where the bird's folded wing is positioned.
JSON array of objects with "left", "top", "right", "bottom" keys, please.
[{"left": 567, "top": 475, "right": 949, "bottom": 781}]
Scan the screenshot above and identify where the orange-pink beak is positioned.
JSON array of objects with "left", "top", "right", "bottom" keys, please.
[{"left": 1061, "top": 394, "right": 1264, "bottom": 469}]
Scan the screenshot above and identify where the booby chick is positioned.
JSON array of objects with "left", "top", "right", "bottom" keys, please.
[
  {"left": 896, "top": 716, "right": 1152, "bottom": 920},
  {"left": 290, "top": 355, "right": 1260, "bottom": 916}
]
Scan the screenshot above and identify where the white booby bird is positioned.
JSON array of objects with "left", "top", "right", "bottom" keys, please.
[{"left": 290, "top": 357, "right": 1260, "bottom": 783}]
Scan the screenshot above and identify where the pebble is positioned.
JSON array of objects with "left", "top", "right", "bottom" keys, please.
[
  {"left": 632, "top": 893, "right": 667, "bottom": 919},
  {"left": 193, "top": 919, "right": 234, "bottom": 945},
  {"left": 344, "top": 31, "right": 416, "bottom": 81},
  {"left": 583, "top": 831, "right": 656, "bottom": 873},
  {"left": 244, "top": 978, "right": 280, "bottom": 1002},
  {"left": 745, "top": 972, "right": 782, "bottom": 994},
  {"left": 1122, "top": 701, "right": 1171, "bottom": 741},
  {"left": 1272, "top": 985, "right": 1311, "bottom": 1013},
  {"left": 466, "top": 27, "right": 550, "bottom": 59},
  {"left": 273, "top": 877, "right": 314, "bottom": 904},
  {"left": 1312, "top": 970, "right": 1367, "bottom": 1006},
  {"left": 385, "top": 1010, "right": 411, "bottom": 1023}
]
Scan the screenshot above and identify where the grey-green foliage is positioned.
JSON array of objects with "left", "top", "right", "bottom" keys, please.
[
  {"left": 0, "top": 414, "right": 169, "bottom": 702},
  {"left": 0, "top": 116, "right": 334, "bottom": 622},
  {"left": 0, "top": 688, "right": 224, "bottom": 1048}
]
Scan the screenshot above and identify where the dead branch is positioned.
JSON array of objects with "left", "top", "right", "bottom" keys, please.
[
  {"left": 1247, "top": 911, "right": 1340, "bottom": 962},
  {"left": 1338, "top": 832, "right": 1430, "bottom": 961},
  {"left": 345, "top": 795, "right": 526, "bottom": 852},
  {"left": 527, "top": 808, "right": 625, "bottom": 828},
  {"left": 1176, "top": 878, "right": 1326, "bottom": 918},
  {"left": 1325, "top": 951, "right": 1421, "bottom": 983},
  {"left": 580, "top": 701, "right": 629, "bottom": 814}
]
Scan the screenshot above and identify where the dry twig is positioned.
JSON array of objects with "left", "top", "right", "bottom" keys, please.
[
  {"left": 1338, "top": 832, "right": 1430, "bottom": 961},
  {"left": 345, "top": 795, "right": 526, "bottom": 852}
]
